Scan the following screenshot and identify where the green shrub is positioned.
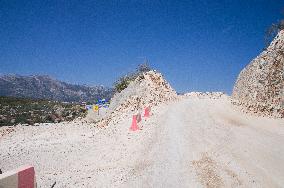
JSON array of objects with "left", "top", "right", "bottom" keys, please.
[
  {"left": 0, "top": 96, "right": 87, "bottom": 126},
  {"left": 113, "top": 63, "right": 151, "bottom": 93}
]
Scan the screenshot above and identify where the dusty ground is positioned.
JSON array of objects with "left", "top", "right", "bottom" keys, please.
[{"left": 1, "top": 97, "right": 284, "bottom": 187}]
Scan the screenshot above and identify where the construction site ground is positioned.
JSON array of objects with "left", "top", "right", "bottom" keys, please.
[{"left": 1, "top": 97, "right": 283, "bottom": 187}]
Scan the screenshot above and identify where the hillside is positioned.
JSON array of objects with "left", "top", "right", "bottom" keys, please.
[
  {"left": 0, "top": 75, "right": 114, "bottom": 103},
  {"left": 0, "top": 96, "right": 87, "bottom": 126}
]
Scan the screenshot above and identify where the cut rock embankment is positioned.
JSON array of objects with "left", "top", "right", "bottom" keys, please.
[{"left": 232, "top": 30, "right": 284, "bottom": 118}]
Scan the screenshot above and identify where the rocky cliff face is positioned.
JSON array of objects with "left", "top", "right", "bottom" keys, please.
[
  {"left": 0, "top": 75, "right": 114, "bottom": 103},
  {"left": 232, "top": 30, "right": 284, "bottom": 118}
]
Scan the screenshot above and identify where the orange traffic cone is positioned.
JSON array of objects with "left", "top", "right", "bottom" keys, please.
[
  {"left": 143, "top": 107, "right": 150, "bottom": 117},
  {"left": 130, "top": 115, "right": 139, "bottom": 131}
]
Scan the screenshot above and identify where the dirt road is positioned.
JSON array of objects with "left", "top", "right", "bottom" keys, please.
[
  {"left": 122, "top": 98, "right": 284, "bottom": 187},
  {"left": 1, "top": 98, "right": 283, "bottom": 187}
]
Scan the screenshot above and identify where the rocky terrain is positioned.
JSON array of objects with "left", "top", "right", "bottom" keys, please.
[
  {"left": 0, "top": 74, "right": 114, "bottom": 103},
  {"left": 0, "top": 96, "right": 87, "bottom": 126},
  {"left": 98, "top": 70, "right": 177, "bottom": 126},
  {"left": 232, "top": 30, "right": 284, "bottom": 118},
  {"left": 0, "top": 71, "right": 283, "bottom": 187}
]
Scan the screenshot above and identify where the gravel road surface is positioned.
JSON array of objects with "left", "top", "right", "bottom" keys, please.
[{"left": 1, "top": 98, "right": 283, "bottom": 187}]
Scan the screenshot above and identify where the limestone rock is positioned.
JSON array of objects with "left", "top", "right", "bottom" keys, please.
[
  {"left": 232, "top": 30, "right": 284, "bottom": 118},
  {"left": 100, "top": 70, "right": 177, "bottom": 126}
]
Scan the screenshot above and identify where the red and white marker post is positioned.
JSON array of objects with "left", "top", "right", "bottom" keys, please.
[{"left": 0, "top": 165, "right": 36, "bottom": 188}]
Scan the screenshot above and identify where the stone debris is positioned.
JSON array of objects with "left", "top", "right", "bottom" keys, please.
[
  {"left": 232, "top": 30, "right": 284, "bottom": 118},
  {"left": 0, "top": 126, "right": 15, "bottom": 137},
  {"left": 99, "top": 70, "right": 177, "bottom": 126},
  {"left": 183, "top": 92, "right": 228, "bottom": 99}
]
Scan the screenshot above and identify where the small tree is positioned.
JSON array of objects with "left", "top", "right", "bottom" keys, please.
[
  {"left": 113, "top": 74, "right": 135, "bottom": 93},
  {"left": 137, "top": 60, "right": 151, "bottom": 73},
  {"left": 113, "top": 63, "right": 152, "bottom": 93}
]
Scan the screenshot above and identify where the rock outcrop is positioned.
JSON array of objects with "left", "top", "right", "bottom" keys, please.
[
  {"left": 100, "top": 70, "right": 177, "bottom": 126},
  {"left": 232, "top": 30, "right": 284, "bottom": 118}
]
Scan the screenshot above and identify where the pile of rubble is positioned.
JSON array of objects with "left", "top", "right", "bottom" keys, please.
[
  {"left": 232, "top": 30, "right": 284, "bottom": 118},
  {"left": 99, "top": 70, "right": 177, "bottom": 126},
  {"left": 183, "top": 92, "right": 228, "bottom": 99}
]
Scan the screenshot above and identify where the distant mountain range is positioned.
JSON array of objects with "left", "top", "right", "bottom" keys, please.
[{"left": 0, "top": 74, "right": 114, "bottom": 103}]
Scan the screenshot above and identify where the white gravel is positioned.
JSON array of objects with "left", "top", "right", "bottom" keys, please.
[{"left": 0, "top": 97, "right": 283, "bottom": 187}]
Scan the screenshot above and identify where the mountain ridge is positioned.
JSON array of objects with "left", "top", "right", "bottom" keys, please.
[{"left": 0, "top": 74, "right": 114, "bottom": 103}]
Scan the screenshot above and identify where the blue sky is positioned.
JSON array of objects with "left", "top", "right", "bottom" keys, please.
[{"left": 0, "top": 0, "right": 283, "bottom": 93}]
